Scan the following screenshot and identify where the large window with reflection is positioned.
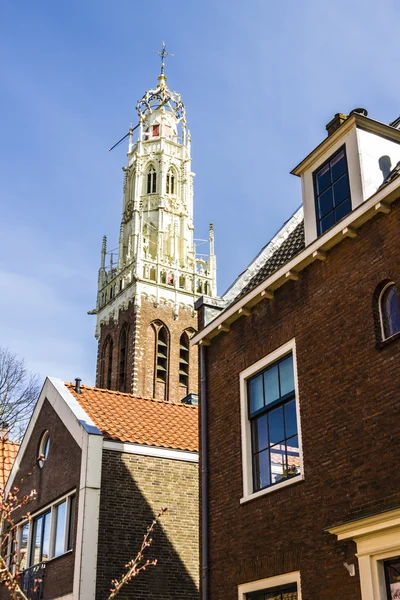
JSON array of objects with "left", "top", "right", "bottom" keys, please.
[
  {"left": 248, "top": 353, "right": 300, "bottom": 492},
  {"left": 16, "top": 493, "right": 75, "bottom": 570},
  {"left": 314, "top": 146, "right": 351, "bottom": 235}
]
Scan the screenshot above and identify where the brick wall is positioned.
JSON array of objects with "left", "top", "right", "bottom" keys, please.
[
  {"left": 95, "top": 449, "right": 199, "bottom": 599},
  {"left": 201, "top": 201, "right": 400, "bottom": 600},
  {"left": 96, "top": 297, "right": 198, "bottom": 402},
  {"left": 0, "top": 399, "right": 81, "bottom": 600}
]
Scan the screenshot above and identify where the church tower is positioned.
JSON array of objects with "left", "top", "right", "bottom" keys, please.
[{"left": 94, "top": 50, "right": 216, "bottom": 401}]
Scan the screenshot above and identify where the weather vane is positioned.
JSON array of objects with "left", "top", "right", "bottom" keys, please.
[{"left": 155, "top": 41, "right": 173, "bottom": 76}]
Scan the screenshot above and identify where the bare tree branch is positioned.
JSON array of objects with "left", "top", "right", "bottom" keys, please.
[
  {"left": 0, "top": 347, "right": 40, "bottom": 441},
  {"left": 106, "top": 507, "right": 167, "bottom": 599}
]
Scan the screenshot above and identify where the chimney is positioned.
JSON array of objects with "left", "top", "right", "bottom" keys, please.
[
  {"left": 0, "top": 422, "right": 9, "bottom": 440},
  {"left": 326, "top": 113, "right": 348, "bottom": 137},
  {"left": 75, "top": 378, "right": 82, "bottom": 394}
]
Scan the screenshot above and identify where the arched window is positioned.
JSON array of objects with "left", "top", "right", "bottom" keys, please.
[
  {"left": 380, "top": 282, "right": 400, "bottom": 340},
  {"left": 166, "top": 168, "right": 175, "bottom": 195},
  {"left": 179, "top": 332, "right": 190, "bottom": 390},
  {"left": 147, "top": 167, "right": 157, "bottom": 194},
  {"left": 156, "top": 325, "right": 169, "bottom": 383},
  {"left": 119, "top": 326, "right": 128, "bottom": 392},
  {"left": 100, "top": 337, "right": 113, "bottom": 389}
]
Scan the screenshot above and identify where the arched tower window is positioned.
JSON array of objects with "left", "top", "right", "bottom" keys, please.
[
  {"left": 156, "top": 325, "right": 169, "bottom": 383},
  {"left": 118, "top": 325, "right": 129, "bottom": 392},
  {"left": 179, "top": 332, "right": 190, "bottom": 390},
  {"left": 147, "top": 166, "right": 157, "bottom": 194},
  {"left": 100, "top": 336, "right": 113, "bottom": 389},
  {"left": 380, "top": 282, "right": 400, "bottom": 340},
  {"left": 166, "top": 168, "right": 175, "bottom": 195}
]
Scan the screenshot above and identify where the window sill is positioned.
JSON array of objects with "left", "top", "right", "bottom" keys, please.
[
  {"left": 240, "top": 474, "right": 304, "bottom": 505},
  {"left": 376, "top": 330, "right": 400, "bottom": 349}
]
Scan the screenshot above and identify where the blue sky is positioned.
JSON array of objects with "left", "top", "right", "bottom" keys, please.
[{"left": 1, "top": 0, "right": 399, "bottom": 386}]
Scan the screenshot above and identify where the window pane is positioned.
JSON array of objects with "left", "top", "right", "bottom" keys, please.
[
  {"left": 31, "top": 517, "right": 43, "bottom": 565},
  {"left": 249, "top": 375, "right": 264, "bottom": 415},
  {"left": 332, "top": 174, "right": 350, "bottom": 205},
  {"left": 287, "top": 436, "right": 300, "bottom": 477},
  {"left": 284, "top": 400, "right": 297, "bottom": 438},
  {"left": 252, "top": 414, "right": 269, "bottom": 452},
  {"left": 54, "top": 501, "right": 67, "bottom": 557},
  {"left": 254, "top": 449, "right": 270, "bottom": 491},
  {"left": 383, "top": 285, "right": 400, "bottom": 338},
  {"left": 279, "top": 355, "right": 294, "bottom": 396},
  {"left": 263, "top": 365, "right": 279, "bottom": 406},
  {"left": 67, "top": 496, "right": 76, "bottom": 551},
  {"left": 42, "top": 512, "right": 51, "bottom": 561},
  {"left": 270, "top": 443, "right": 285, "bottom": 484},
  {"left": 320, "top": 211, "right": 335, "bottom": 234},
  {"left": 19, "top": 524, "right": 29, "bottom": 570},
  {"left": 318, "top": 187, "right": 334, "bottom": 218},
  {"left": 334, "top": 197, "right": 351, "bottom": 223},
  {"left": 330, "top": 150, "right": 346, "bottom": 181},
  {"left": 316, "top": 164, "right": 331, "bottom": 194},
  {"left": 268, "top": 406, "right": 285, "bottom": 445}
]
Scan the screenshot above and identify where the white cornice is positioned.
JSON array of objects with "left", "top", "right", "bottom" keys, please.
[
  {"left": 103, "top": 440, "right": 198, "bottom": 463},
  {"left": 327, "top": 508, "right": 400, "bottom": 540},
  {"left": 192, "top": 175, "right": 400, "bottom": 346}
]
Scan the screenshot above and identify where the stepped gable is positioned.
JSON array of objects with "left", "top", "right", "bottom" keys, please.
[
  {"left": 0, "top": 438, "right": 19, "bottom": 489},
  {"left": 230, "top": 219, "right": 305, "bottom": 305},
  {"left": 66, "top": 383, "right": 198, "bottom": 452}
]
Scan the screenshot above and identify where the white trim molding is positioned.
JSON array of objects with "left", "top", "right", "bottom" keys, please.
[
  {"left": 103, "top": 440, "right": 198, "bottom": 463},
  {"left": 238, "top": 571, "right": 302, "bottom": 599},
  {"left": 328, "top": 508, "right": 400, "bottom": 600},
  {"left": 239, "top": 339, "right": 304, "bottom": 504}
]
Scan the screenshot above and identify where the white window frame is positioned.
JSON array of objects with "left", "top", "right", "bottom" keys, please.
[
  {"left": 15, "top": 490, "right": 76, "bottom": 569},
  {"left": 239, "top": 338, "right": 304, "bottom": 504},
  {"left": 328, "top": 508, "right": 400, "bottom": 600},
  {"left": 238, "top": 571, "right": 302, "bottom": 599},
  {"left": 38, "top": 430, "right": 50, "bottom": 468}
]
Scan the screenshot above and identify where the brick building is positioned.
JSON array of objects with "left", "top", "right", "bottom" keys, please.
[
  {"left": 193, "top": 109, "right": 400, "bottom": 600},
  {"left": 1, "top": 377, "right": 199, "bottom": 600},
  {"left": 0, "top": 58, "right": 213, "bottom": 599}
]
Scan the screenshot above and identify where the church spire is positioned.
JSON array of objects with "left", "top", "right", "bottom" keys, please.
[{"left": 94, "top": 55, "right": 217, "bottom": 401}]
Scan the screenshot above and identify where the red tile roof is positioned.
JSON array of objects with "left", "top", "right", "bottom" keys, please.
[
  {"left": 66, "top": 384, "right": 198, "bottom": 452},
  {"left": 0, "top": 438, "right": 20, "bottom": 490}
]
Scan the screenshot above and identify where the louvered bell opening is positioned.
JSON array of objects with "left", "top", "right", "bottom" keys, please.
[
  {"left": 157, "top": 351, "right": 168, "bottom": 359},
  {"left": 179, "top": 357, "right": 189, "bottom": 365},
  {"left": 179, "top": 344, "right": 189, "bottom": 351},
  {"left": 179, "top": 374, "right": 188, "bottom": 386}
]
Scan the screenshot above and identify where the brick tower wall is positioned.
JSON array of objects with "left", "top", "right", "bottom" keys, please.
[{"left": 96, "top": 296, "right": 198, "bottom": 402}]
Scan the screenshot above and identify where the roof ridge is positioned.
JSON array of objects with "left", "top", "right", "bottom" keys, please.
[{"left": 65, "top": 382, "right": 198, "bottom": 408}]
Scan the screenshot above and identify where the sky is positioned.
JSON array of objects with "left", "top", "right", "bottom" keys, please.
[{"left": 1, "top": 0, "right": 400, "bottom": 386}]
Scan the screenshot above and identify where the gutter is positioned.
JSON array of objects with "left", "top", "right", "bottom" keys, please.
[{"left": 200, "top": 344, "right": 209, "bottom": 600}]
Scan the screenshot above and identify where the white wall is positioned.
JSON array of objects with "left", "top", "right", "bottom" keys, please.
[{"left": 357, "top": 128, "right": 400, "bottom": 200}]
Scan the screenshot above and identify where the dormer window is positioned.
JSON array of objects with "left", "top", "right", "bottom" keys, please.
[{"left": 314, "top": 147, "right": 351, "bottom": 235}]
